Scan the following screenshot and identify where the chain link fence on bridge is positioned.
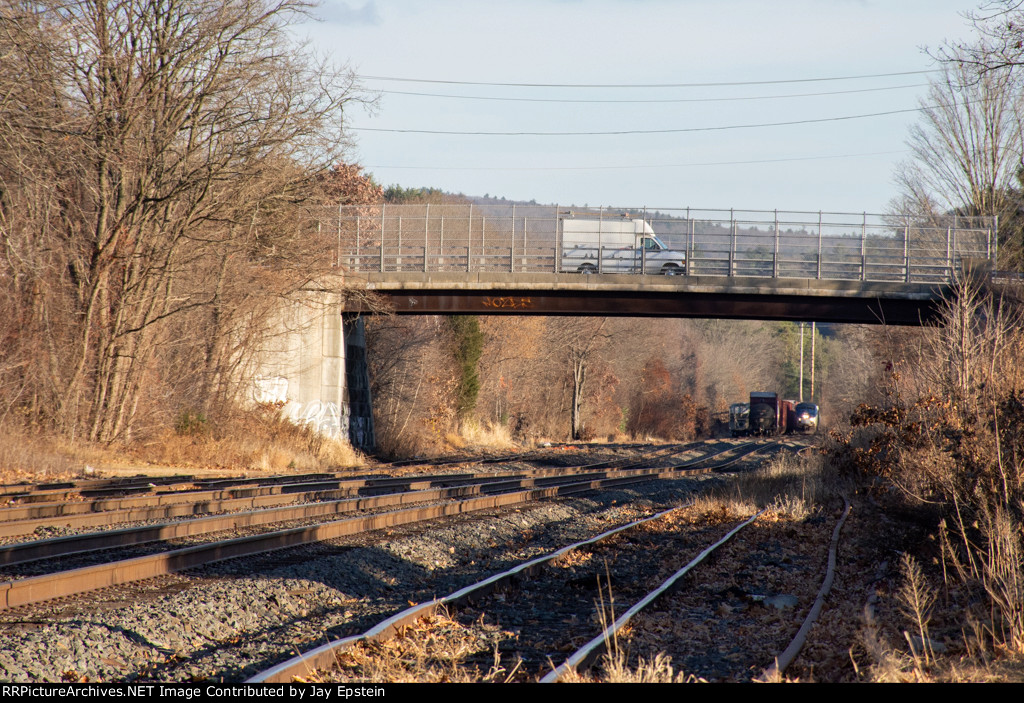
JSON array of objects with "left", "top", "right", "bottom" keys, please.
[{"left": 313, "top": 204, "right": 995, "bottom": 284}]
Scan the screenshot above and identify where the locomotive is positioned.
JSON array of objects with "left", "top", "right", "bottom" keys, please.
[
  {"left": 793, "top": 402, "right": 819, "bottom": 433},
  {"left": 728, "top": 402, "right": 749, "bottom": 437}
]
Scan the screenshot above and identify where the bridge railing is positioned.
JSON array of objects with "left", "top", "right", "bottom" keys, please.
[{"left": 323, "top": 204, "right": 995, "bottom": 284}]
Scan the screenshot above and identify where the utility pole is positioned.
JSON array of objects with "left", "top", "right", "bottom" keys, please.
[
  {"left": 799, "top": 322, "right": 805, "bottom": 402},
  {"left": 810, "top": 322, "right": 816, "bottom": 401}
]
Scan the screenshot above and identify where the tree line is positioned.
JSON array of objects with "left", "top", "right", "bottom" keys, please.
[{"left": 365, "top": 268, "right": 859, "bottom": 455}]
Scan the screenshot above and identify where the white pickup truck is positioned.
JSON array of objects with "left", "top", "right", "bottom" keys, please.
[{"left": 559, "top": 217, "right": 686, "bottom": 275}]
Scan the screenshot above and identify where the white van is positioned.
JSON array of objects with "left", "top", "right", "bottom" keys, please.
[{"left": 559, "top": 218, "right": 686, "bottom": 275}]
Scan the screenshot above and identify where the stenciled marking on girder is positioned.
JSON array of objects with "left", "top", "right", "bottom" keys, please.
[{"left": 482, "top": 296, "right": 535, "bottom": 309}]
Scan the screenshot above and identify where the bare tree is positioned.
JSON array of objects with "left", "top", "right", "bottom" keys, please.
[
  {"left": 0, "top": 0, "right": 369, "bottom": 441},
  {"left": 893, "top": 55, "right": 1022, "bottom": 225},
  {"left": 678, "top": 319, "right": 784, "bottom": 412},
  {"left": 940, "top": 1, "right": 1024, "bottom": 73},
  {"left": 542, "top": 318, "right": 621, "bottom": 440},
  {"left": 892, "top": 8, "right": 1024, "bottom": 269},
  {"left": 366, "top": 315, "right": 459, "bottom": 456}
]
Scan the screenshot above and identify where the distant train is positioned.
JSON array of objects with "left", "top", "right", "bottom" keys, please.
[{"left": 729, "top": 392, "right": 819, "bottom": 436}]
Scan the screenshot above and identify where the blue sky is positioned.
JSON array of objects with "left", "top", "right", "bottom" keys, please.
[{"left": 300, "top": 1, "right": 980, "bottom": 214}]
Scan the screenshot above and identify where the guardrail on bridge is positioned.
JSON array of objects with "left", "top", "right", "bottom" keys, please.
[{"left": 319, "top": 204, "right": 995, "bottom": 284}]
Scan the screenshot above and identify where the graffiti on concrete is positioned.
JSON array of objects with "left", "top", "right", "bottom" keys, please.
[
  {"left": 253, "top": 376, "right": 347, "bottom": 439},
  {"left": 283, "top": 399, "right": 347, "bottom": 439},
  {"left": 253, "top": 376, "right": 289, "bottom": 405}
]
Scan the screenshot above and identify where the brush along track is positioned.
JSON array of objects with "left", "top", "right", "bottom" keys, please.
[
  {"left": 0, "top": 442, "right": 786, "bottom": 682},
  {"left": 257, "top": 490, "right": 845, "bottom": 684},
  {"left": 253, "top": 502, "right": 771, "bottom": 683},
  {"left": 542, "top": 509, "right": 767, "bottom": 682},
  {"left": 563, "top": 501, "right": 848, "bottom": 682},
  {"left": 242, "top": 442, "right": 792, "bottom": 684}
]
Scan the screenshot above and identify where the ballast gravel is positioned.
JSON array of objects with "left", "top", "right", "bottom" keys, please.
[{"left": 0, "top": 464, "right": 727, "bottom": 683}]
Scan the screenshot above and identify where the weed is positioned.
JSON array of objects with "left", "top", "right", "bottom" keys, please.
[
  {"left": 173, "top": 409, "right": 209, "bottom": 437},
  {"left": 898, "top": 553, "right": 937, "bottom": 667}
]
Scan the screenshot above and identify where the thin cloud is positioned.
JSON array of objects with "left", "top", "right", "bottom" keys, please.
[{"left": 317, "top": 1, "right": 382, "bottom": 26}]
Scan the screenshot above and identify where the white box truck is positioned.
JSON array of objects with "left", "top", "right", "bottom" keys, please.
[{"left": 559, "top": 217, "right": 686, "bottom": 275}]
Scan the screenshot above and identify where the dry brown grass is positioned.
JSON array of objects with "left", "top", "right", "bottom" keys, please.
[
  {"left": 553, "top": 569, "right": 707, "bottom": 684},
  {"left": 313, "top": 609, "right": 519, "bottom": 683},
  {"left": 833, "top": 279, "right": 1024, "bottom": 681},
  {"left": 939, "top": 505, "right": 1024, "bottom": 658},
  {"left": 0, "top": 426, "right": 114, "bottom": 481},
  {"left": 709, "top": 450, "right": 846, "bottom": 520},
  {"left": 858, "top": 606, "right": 926, "bottom": 683},
  {"left": 0, "top": 405, "right": 366, "bottom": 479},
  {"left": 859, "top": 598, "right": 1024, "bottom": 683},
  {"left": 559, "top": 651, "right": 706, "bottom": 683},
  {"left": 137, "top": 408, "right": 366, "bottom": 472},
  {"left": 456, "top": 419, "right": 517, "bottom": 451},
  {"left": 683, "top": 493, "right": 759, "bottom": 522},
  {"left": 897, "top": 553, "right": 938, "bottom": 668}
]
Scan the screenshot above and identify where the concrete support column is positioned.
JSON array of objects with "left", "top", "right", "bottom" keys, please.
[{"left": 253, "top": 291, "right": 373, "bottom": 448}]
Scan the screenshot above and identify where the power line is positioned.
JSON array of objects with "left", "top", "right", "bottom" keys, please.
[
  {"left": 359, "top": 69, "right": 938, "bottom": 89},
  {"left": 352, "top": 105, "right": 929, "bottom": 136},
  {"left": 366, "top": 150, "right": 907, "bottom": 172},
  {"left": 377, "top": 83, "right": 927, "bottom": 104}
]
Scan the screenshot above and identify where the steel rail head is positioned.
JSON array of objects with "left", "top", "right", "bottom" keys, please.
[
  {"left": 0, "top": 463, "right": 724, "bottom": 612},
  {"left": 0, "top": 444, "right": 695, "bottom": 539},
  {"left": 540, "top": 508, "right": 767, "bottom": 683}
]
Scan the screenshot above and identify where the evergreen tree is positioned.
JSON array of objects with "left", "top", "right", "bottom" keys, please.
[{"left": 448, "top": 316, "right": 485, "bottom": 421}]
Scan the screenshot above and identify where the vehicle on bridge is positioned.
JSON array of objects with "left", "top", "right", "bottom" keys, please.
[{"left": 559, "top": 216, "right": 686, "bottom": 275}]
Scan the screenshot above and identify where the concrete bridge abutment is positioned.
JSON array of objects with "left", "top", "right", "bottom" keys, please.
[{"left": 252, "top": 291, "right": 375, "bottom": 451}]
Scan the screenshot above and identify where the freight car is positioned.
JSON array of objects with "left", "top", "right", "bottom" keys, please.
[
  {"left": 748, "top": 401, "right": 776, "bottom": 435},
  {"left": 729, "top": 402, "right": 749, "bottom": 437},
  {"left": 748, "top": 391, "right": 791, "bottom": 435}
]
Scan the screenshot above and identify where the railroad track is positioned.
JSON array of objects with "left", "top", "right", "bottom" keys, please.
[
  {"left": 247, "top": 503, "right": 749, "bottom": 682},
  {"left": 0, "top": 440, "right": 790, "bottom": 683},
  {"left": 0, "top": 441, "right": 770, "bottom": 603},
  {"left": 0, "top": 442, "right": 700, "bottom": 539},
  {"left": 251, "top": 471, "right": 846, "bottom": 684},
  {"left": 0, "top": 441, "right": 659, "bottom": 510},
  {"left": 0, "top": 440, "right": 735, "bottom": 565}
]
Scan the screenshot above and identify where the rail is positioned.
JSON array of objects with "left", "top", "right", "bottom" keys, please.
[{"left": 316, "top": 204, "right": 996, "bottom": 285}]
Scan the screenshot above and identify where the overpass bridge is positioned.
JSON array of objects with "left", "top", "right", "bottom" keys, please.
[
  {"left": 329, "top": 204, "right": 996, "bottom": 325},
  {"left": 257, "top": 204, "right": 996, "bottom": 450}
]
